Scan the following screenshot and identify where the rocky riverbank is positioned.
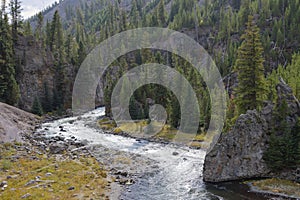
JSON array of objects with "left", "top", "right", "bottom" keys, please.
[
  {"left": 0, "top": 141, "right": 109, "bottom": 199},
  {"left": 32, "top": 120, "right": 160, "bottom": 199}
]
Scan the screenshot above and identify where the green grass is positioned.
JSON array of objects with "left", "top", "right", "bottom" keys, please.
[
  {"left": 0, "top": 144, "right": 109, "bottom": 200},
  {"left": 98, "top": 119, "right": 210, "bottom": 148},
  {"left": 250, "top": 178, "right": 300, "bottom": 198}
]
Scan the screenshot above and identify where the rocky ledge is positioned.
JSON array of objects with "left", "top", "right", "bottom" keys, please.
[{"left": 203, "top": 79, "right": 300, "bottom": 183}]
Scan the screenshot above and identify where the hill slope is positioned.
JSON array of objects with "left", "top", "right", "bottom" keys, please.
[{"left": 0, "top": 103, "right": 39, "bottom": 142}]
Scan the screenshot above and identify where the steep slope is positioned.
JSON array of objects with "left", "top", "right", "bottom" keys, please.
[
  {"left": 29, "top": 0, "right": 133, "bottom": 28},
  {"left": 0, "top": 102, "right": 39, "bottom": 143}
]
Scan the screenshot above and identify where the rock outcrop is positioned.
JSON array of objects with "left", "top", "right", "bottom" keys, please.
[
  {"left": 0, "top": 102, "right": 39, "bottom": 142},
  {"left": 203, "top": 79, "right": 300, "bottom": 183},
  {"left": 15, "top": 35, "right": 105, "bottom": 111},
  {"left": 15, "top": 35, "right": 56, "bottom": 111}
]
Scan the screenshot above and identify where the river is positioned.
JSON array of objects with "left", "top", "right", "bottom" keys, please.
[{"left": 37, "top": 108, "right": 277, "bottom": 200}]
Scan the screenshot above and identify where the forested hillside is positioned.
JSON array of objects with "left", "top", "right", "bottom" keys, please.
[
  {"left": 1, "top": 0, "right": 300, "bottom": 134},
  {"left": 1, "top": 0, "right": 300, "bottom": 194}
]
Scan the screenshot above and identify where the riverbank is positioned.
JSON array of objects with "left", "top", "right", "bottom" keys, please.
[
  {"left": 247, "top": 178, "right": 300, "bottom": 199},
  {"left": 97, "top": 117, "right": 205, "bottom": 149},
  {"left": 0, "top": 142, "right": 109, "bottom": 199}
]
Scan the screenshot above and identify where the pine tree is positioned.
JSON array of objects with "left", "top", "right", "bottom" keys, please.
[
  {"left": 31, "top": 96, "right": 43, "bottom": 116},
  {"left": 234, "top": 15, "right": 266, "bottom": 115},
  {"left": 23, "top": 21, "right": 31, "bottom": 36},
  {"left": 157, "top": 0, "right": 166, "bottom": 27},
  {"left": 35, "top": 12, "right": 44, "bottom": 41},
  {"left": 264, "top": 101, "right": 300, "bottom": 171},
  {"left": 0, "top": 12, "right": 20, "bottom": 105},
  {"left": 41, "top": 82, "right": 52, "bottom": 113},
  {"left": 9, "top": 0, "right": 22, "bottom": 45},
  {"left": 48, "top": 11, "right": 66, "bottom": 112},
  {"left": 130, "top": 0, "right": 139, "bottom": 28}
]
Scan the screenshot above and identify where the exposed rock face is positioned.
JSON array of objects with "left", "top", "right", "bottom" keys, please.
[
  {"left": 15, "top": 35, "right": 56, "bottom": 111},
  {"left": 0, "top": 102, "right": 39, "bottom": 142},
  {"left": 203, "top": 110, "right": 271, "bottom": 182},
  {"left": 15, "top": 35, "right": 105, "bottom": 111},
  {"left": 203, "top": 79, "right": 300, "bottom": 183}
]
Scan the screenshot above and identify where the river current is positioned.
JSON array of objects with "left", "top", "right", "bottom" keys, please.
[{"left": 37, "top": 108, "right": 275, "bottom": 200}]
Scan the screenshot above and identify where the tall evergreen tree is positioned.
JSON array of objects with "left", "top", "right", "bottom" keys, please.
[
  {"left": 35, "top": 12, "right": 44, "bottom": 41},
  {"left": 234, "top": 15, "right": 266, "bottom": 115},
  {"left": 157, "top": 0, "right": 166, "bottom": 27},
  {"left": 9, "top": 0, "right": 22, "bottom": 45},
  {"left": 0, "top": 13, "right": 20, "bottom": 105}
]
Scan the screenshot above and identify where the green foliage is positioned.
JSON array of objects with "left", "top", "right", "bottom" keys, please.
[
  {"left": 234, "top": 15, "right": 267, "bottom": 115},
  {"left": 0, "top": 12, "right": 20, "bottom": 105},
  {"left": 41, "top": 82, "right": 52, "bottom": 113},
  {"left": 31, "top": 96, "right": 43, "bottom": 116},
  {"left": 264, "top": 100, "right": 300, "bottom": 171},
  {"left": 278, "top": 53, "right": 300, "bottom": 100},
  {"left": 9, "top": 0, "right": 22, "bottom": 45}
]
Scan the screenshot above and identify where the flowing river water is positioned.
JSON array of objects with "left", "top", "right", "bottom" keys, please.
[{"left": 37, "top": 108, "right": 278, "bottom": 200}]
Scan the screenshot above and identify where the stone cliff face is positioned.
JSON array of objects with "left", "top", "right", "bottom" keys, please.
[
  {"left": 203, "top": 80, "right": 300, "bottom": 183},
  {"left": 15, "top": 35, "right": 105, "bottom": 112},
  {"left": 15, "top": 35, "right": 56, "bottom": 111}
]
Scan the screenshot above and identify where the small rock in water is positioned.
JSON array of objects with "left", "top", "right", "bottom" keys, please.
[
  {"left": 125, "top": 179, "right": 134, "bottom": 185},
  {"left": 172, "top": 152, "right": 179, "bottom": 156}
]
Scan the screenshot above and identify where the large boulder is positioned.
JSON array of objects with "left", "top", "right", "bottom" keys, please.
[
  {"left": 203, "top": 79, "right": 300, "bottom": 183},
  {"left": 203, "top": 110, "right": 271, "bottom": 182}
]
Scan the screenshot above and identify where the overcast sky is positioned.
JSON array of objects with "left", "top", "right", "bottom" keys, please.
[{"left": 22, "top": 0, "right": 57, "bottom": 19}]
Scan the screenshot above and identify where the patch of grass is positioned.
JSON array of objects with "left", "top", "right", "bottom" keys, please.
[
  {"left": 98, "top": 119, "right": 209, "bottom": 147},
  {"left": 250, "top": 178, "right": 300, "bottom": 198},
  {"left": 0, "top": 144, "right": 109, "bottom": 200},
  {"left": 118, "top": 120, "right": 149, "bottom": 134},
  {"left": 98, "top": 118, "right": 117, "bottom": 130},
  {"left": 1, "top": 159, "right": 12, "bottom": 170},
  {"left": 112, "top": 127, "right": 122, "bottom": 134}
]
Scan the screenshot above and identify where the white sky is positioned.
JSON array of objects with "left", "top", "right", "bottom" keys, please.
[{"left": 21, "top": 0, "right": 58, "bottom": 19}]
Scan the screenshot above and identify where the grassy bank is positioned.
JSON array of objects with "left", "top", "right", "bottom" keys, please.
[
  {"left": 98, "top": 118, "right": 207, "bottom": 148},
  {"left": 0, "top": 143, "right": 109, "bottom": 200},
  {"left": 249, "top": 178, "right": 300, "bottom": 199}
]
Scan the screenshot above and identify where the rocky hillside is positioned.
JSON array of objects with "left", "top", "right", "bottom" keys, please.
[
  {"left": 203, "top": 80, "right": 300, "bottom": 183},
  {"left": 0, "top": 102, "right": 39, "bottom": 143},
  {"left": 15, "top": 35, "right": 56, "bottom": 111}
]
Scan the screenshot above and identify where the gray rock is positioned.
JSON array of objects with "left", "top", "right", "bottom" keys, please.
[
  {"left": 68, "top": 186, "right": 75, "bottom": 190},
  {"left": 0, "top": 181, "right": 7, "bottom": 187},
  {"left": 203, "top": 110, "right": 270, "bottom": 182},
  {"left": 203, "top": 80, "right": 300, "bottom": 183},
  {"left": 45, "top": 172, "right": 52, "bottom": 177},
  {"left": 25, "top": 180, "right": 36, "bottom": 186},
  {"left": 21, "top": 193, "right": 31, "bottom": 199},
  {"left": 49, "top": 142, "right": 67, "bottom": 154}
]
